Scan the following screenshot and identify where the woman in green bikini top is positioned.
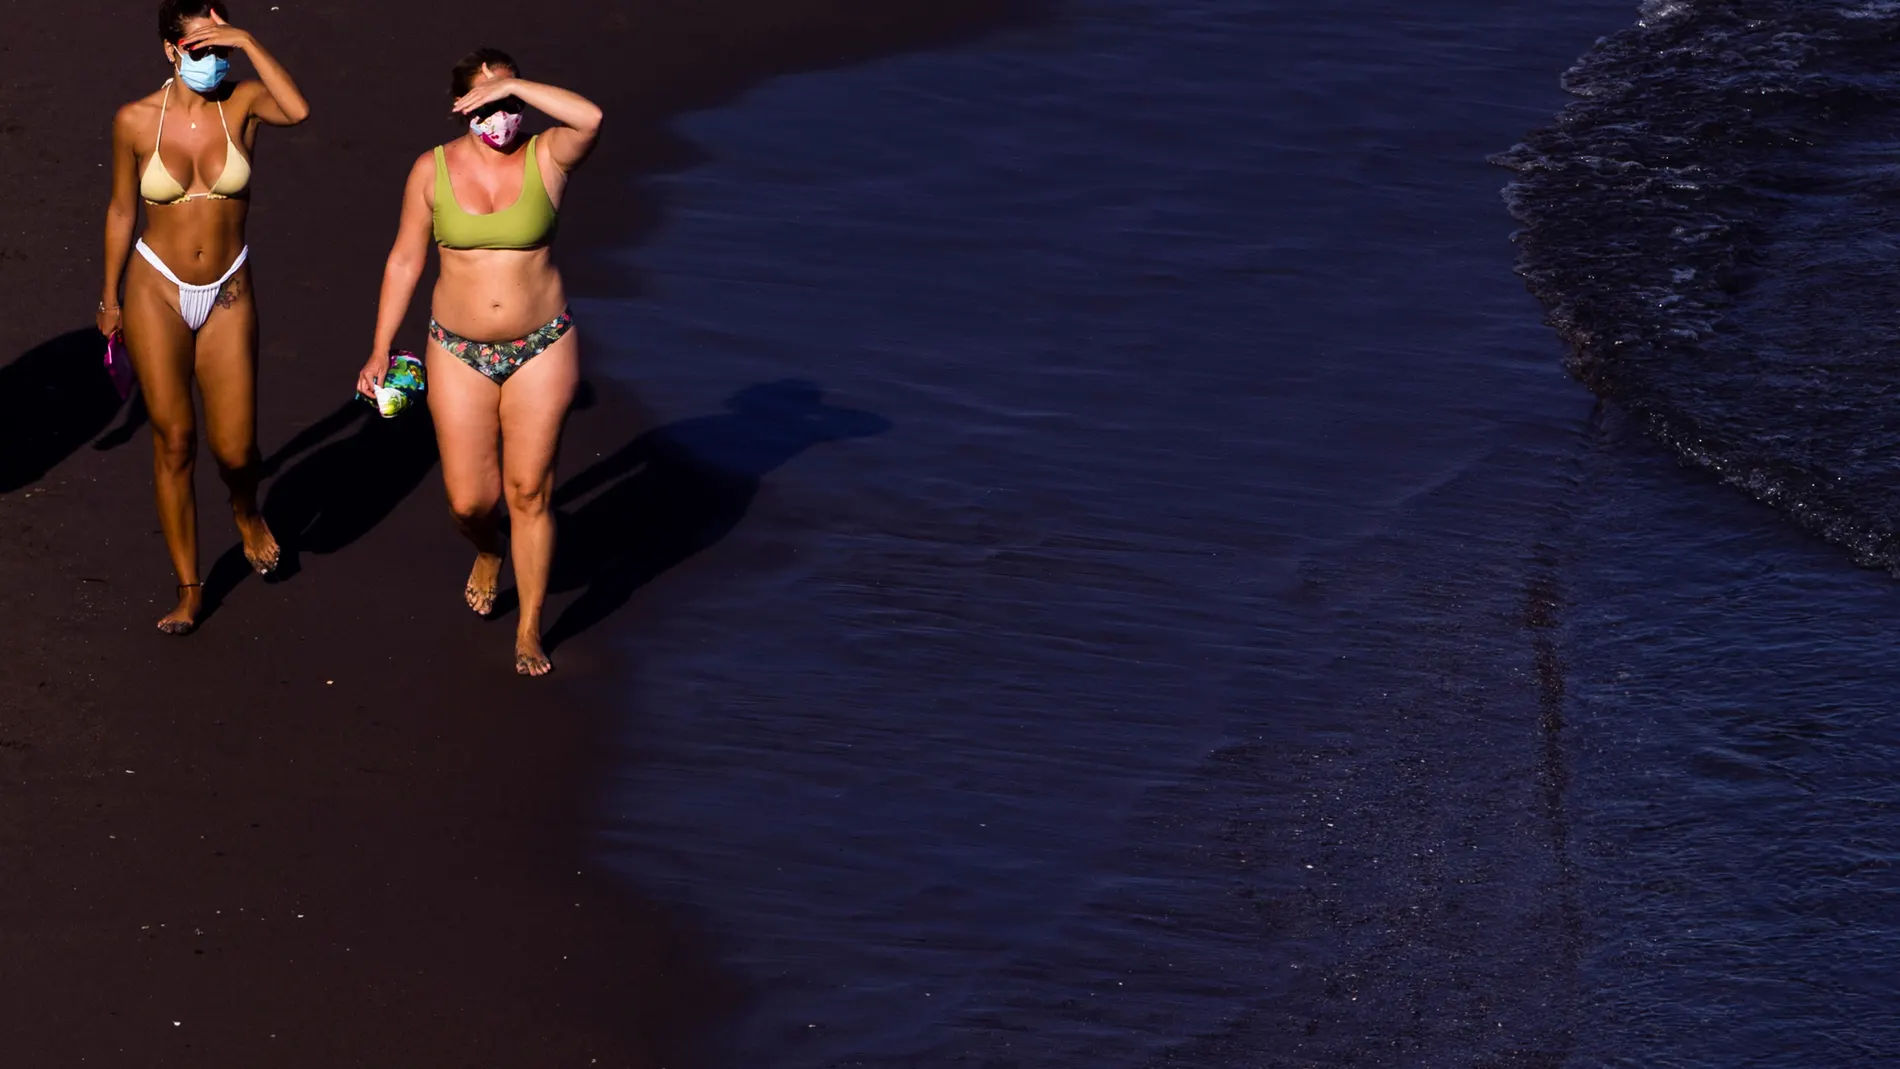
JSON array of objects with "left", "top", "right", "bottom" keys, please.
[
  {"left": 358, "top": 48, "right": 603, "bottom": 677},
  {"left": 430, "top": 131, "right": 558, "bottom": 251}
]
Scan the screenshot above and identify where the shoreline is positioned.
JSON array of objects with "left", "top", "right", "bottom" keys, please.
[{"left": 0, "top": 2, "right": 1042, "bottom": 1063}]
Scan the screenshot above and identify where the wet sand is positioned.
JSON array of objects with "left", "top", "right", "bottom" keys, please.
[{"left": 0, "top": 1, "right": 1041, "bottom": 1064}]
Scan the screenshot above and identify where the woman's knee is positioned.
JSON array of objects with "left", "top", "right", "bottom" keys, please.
[
  {"left": 504, "top": 476, "right": 552, "bottom": 517},
  {"left": 151, "top": 422, "right": 197, "bottom": 473},
  {"left": 448, "top": 492, "right": 499, "bottom": 528},
  {"left": 210, "top": 440, "right": 259, "bottom": 476}
]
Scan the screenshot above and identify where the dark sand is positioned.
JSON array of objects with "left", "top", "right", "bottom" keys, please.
[{"left": 0, "top": 1, "right": 1040, "bottom": 1064}]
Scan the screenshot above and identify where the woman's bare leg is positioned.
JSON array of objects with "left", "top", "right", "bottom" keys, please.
[
  {"left": 425, "top": 341, "right": 506, "bottom": 617},
  {"left": 194, "top": 264, "right": 279, "bottom": 574},
  {"left": 121, "top": 256, "right": 203, "bottom": 633},
  {"left": 497, "top": 328, "right": 579, "bottom": 676}
]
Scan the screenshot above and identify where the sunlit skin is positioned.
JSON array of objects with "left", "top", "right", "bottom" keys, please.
[
  {"left": 99, "top": 7, "right": 309, "bottom": 634},
  {"left": 360, "top": 61, "right": 602, "bottom": 675}
]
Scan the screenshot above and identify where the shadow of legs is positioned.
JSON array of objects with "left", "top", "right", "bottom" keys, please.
[
  {"left": 0, "top": 330, "right": 133, "bottom": 493},
  {"left": 262, "top": 404, "right": 442, "bottom": 579},
  {"left": 94, "top": 388, "right": 149, "bottom": 452},
  {"left": 541, "top": 380, "right": 891, "bottom": 650}
]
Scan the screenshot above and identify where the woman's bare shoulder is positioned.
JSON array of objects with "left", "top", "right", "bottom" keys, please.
[
  {"left": 404, "top": 148, "right": 442, "bottom": 205},
  {"left": 112, "top": 87, "right": 168, "bottom": 136},
  {"left": 412, "top": 146, "right": 448, "bottom": 176}
]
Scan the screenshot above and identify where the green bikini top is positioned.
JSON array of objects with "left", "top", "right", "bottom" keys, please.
[{"left": 432, "top": 135, "right": 558, "bottom": 251}]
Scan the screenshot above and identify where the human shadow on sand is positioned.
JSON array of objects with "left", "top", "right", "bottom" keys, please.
[
  {"left": 254, "top": 399, "right": 443, "bottom": 581},
  {"left": 540, "top": 379, "right": 890, "bottom": 651},
  {"left": 0, "top": 329, "right": 144, "bottom": 494},
  {"left": 189, "top": 399, "right": 440, "bottom": 617}
]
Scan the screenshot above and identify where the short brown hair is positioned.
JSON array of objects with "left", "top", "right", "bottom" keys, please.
[
  {"left": 451, "top": 48, "right": 519, "bottom": 97},
  {"left": 159, "top": 0, "right": 230, "bottom": 42}
]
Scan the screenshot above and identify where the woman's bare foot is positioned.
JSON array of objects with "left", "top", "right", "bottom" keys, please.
[
  {"left": 157, "top": 583, "right": 204, "bottom": 636},
  {"left": 465, "top": 553, "right": 503, "bottom": 617},
  {"left": 237, "top": 512, "right": 281, "bottom": 575},
  {"left": 514, "top": 632, "right": 552, "bottom": 677}
]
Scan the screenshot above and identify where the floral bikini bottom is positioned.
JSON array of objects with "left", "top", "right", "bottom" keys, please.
[{"left": 428, "top": 308, "right": 574, "bottom": 384}]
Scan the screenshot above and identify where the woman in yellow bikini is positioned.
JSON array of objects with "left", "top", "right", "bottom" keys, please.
[
  {"left": 98, "top": 0, "right": 309, "bottom": 635},
  {"left": 358, "top": 49, "right": 602, "bottom": 676}
]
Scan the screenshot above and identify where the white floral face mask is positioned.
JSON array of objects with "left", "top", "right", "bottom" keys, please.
[{"left": 470, "top": 109, "right": 523, "bottom": 149}]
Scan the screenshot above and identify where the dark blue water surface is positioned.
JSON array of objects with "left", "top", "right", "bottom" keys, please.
[{"left": 552, "top": 0, "right": 1900, "bottom": 1064}]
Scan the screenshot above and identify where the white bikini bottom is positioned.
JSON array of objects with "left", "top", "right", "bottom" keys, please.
[{"left": 135, "top": 240, "right": 249, "bottom": 331}]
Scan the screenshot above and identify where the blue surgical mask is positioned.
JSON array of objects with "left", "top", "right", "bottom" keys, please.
[{"left": 176, "top": 49, "right": 230, "bottom": 94}]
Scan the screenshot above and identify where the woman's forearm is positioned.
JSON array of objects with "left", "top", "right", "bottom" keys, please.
[
  {"left": 371, "top": 256, "right": 425, "bottom": 353},
  {"left": 101, "top": 202, "right": 136, "bottom": 307},
  {"left": 509, "top": 80, "right": 602, "bottom": 134},
  {"left": 241, "top": 36, "right": 310, "bottom": 124}
]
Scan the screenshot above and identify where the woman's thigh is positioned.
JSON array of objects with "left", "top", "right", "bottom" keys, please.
[
  {"left": 192, "top": 264, "right": 261, "bottom": 464},
  {"left": 497, "top": 326, "right": 580, "bottom": 495},
  {"left": 122, "top": 254, "right": 197, "bottom": 436},
  {"left": 426, "top": 339, "right": 505, "bottom": 510}
]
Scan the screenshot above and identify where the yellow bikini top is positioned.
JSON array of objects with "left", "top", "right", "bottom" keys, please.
[{"left": 141, "top": 79, "right": 251, "bottom": 205}]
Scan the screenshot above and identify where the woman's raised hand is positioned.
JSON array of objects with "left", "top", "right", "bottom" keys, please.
[
  {"left": 452, "top": 66, "right": 520, "bottom": 115},
  {"left": 176, "top": 9, "right": 254, "bottom": 53}
]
